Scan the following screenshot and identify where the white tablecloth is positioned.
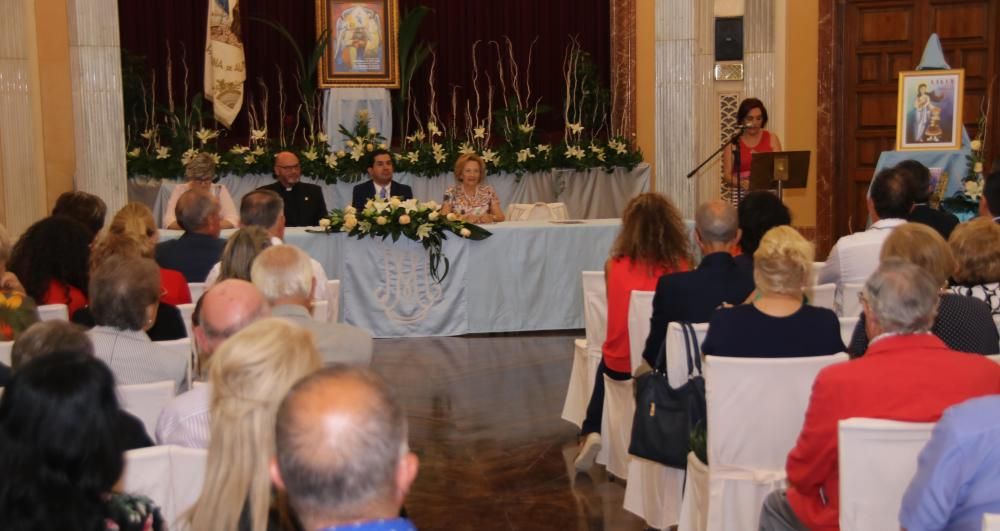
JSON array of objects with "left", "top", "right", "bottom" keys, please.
[
  {"left": 160, "top": 220, "right": 627, "bottom": 337},
  {"left": 133, "top": 164, "right": 651, "bottom": 227}
]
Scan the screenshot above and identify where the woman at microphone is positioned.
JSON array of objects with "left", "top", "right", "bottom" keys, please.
[{"left": 722, "top": 98, "right": 783, "bottom": 202}]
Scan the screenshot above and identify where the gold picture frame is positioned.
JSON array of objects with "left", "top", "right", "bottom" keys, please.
[
  {"left": 895, "top": 69, "right": 964, "bottom": 151},
  {"left": 317, "top": 0, "right": 400, "bottom": 88}
]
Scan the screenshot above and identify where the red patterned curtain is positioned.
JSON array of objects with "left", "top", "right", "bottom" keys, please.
[{"left": 118, "top": 1, "right": 608, "bottom": 143}]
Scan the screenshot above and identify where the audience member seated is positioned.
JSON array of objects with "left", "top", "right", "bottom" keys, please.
[
  {"left": 641, "top": 200, "right": 754, "bottom": 366},
  {"left": 163, "top": 152, "right": 238, "bottom": 229},
  {"left": 273, "top": 367, "right": 419, "bottom": 531},
  {"left": 758, "top": 261, "right": 1000, "bottom": 531},
  {"left": 440, "top": 153, "right": 505, "bottom": 224},
  {"left": 896, "top": 159, "right": 959, "bottom": 240},
  {"left": 155, "top": 279, "right": 269, "bottom": 448},
  {"left": 702, "top": 226, "right": 845, "bottom": 358},
  {"left": 87, "top": 255, "right": 187, "bottom": 390},
  {"left": 155, "top": 189, "right": 227, "bottom": 282},
  {"left": 848, "top": 223, "right": 999, "bottom": 356},
  {"left": 252, "top": 245, "right": 373, "bottom": 366},
  {"left": 735, "top": 190, "right": 792, "bottom": 269},
  {"left": 77, "top": 214, "right": 188, "bottom": 341},
  {"left": 205, "top": 226, "right": 272, "bottom": 287},
  {"left": 0, "top": 351, "right": 165, "bottom": 530},
  {"left": 11, "top": 320, "right": 153, "bottom": 449},
  {"left": 574, "top": 193, "right": 691, "bottom": 472},
  {"left": 9, "top": 216, "right": 91, "bottom": 316},
  {"left": 205, "top": 189, "right": 330, "bottom": 301},
  {"left": 947, "top": 217, "right": 1000, "bottom": 315},
  {"left": 981, "top": 170, "right": 1000, "bottom": 223},
  {"left": 51, "top": 190, "right": 107, "bottom": 242},
  {"left": 351, "top": 148, "right": 414, "bottom": 210},
  {"left": 0, "top": 224, "right": 38, "bottom": 344},
  {"left": 818, "top": 167, "right": 910, "bottom": 284},
  {"left": 900, "top": 395, "right": 1000, "bottom": 531},
  {"left": 104, "top": 202, "right": 191, "bottom": 305},
  {"left": 185, "top": 318, "right": 321, "bottom": 531},
  {"left": 257, "top": 151, "right": 329, "bottom": 227}
]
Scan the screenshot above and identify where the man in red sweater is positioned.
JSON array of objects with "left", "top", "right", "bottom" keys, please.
[{"left": 759, "top": 260, "right": 1000, "bottom": 531}]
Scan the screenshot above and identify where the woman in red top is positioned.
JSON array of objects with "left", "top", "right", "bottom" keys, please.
[
  {"left": 8, "top": 216, "right": 91, "bottom": 317},
  {"left": 722, "top": 98, "right": 783, "bottom": 204},
  {"left": 574, "top": 193, "right": 691, "bottom": 472}
]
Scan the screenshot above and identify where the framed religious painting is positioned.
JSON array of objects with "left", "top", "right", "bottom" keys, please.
[
  {"left": 316, "top": 0, "right": 400, "bottom": 88},
  {"left": 896, "top": 69, "right": 964, "bottom": 151}
]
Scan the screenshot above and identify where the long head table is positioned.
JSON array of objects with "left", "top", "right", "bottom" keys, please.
[{"left": 161, "top": 218, "right": 696, "bottom": 338}]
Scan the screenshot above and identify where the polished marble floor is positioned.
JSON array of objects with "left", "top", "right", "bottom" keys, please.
[{"left": 371, "top": 332, "right": 650, "bottom": 531}]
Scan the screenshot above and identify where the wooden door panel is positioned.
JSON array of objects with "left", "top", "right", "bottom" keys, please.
[
  {"left": 930, "top": 2, "right": 988, "bottom": 39},
  {"left": 859, "top": 8, "right": 913, "bottom": 43}
]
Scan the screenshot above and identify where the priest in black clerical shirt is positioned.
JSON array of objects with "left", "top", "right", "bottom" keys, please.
[{"left": 257, "top": 151, "right": 328, "bottom": 227}]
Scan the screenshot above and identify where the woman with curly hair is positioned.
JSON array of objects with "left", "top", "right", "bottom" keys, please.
[
  {"left": 0, "top": 350, "right": 165, "bottom": 530},
  {"left": 574, "top": 193, "right": 691, "bottom": 472},
  {"left": 8, "top": 216, "right": 92, "bottom": 316}
]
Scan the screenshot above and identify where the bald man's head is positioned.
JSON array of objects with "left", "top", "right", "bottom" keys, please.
[
  {"left": 273, "top": 367, "right": 417, "bottom": 528},
  {"left": 195, "top": 279, "right": 269, "bottom": 356},
  {"left": 695, "top": 200, "right": 739, "bottom": 252}
]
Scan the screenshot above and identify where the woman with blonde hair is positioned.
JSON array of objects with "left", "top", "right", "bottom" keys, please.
[
  {"left": 440, "top": 153, "right": 505, "bottom": 223},
  {"left": 701, "top": 225, "right": 844, "bottom": 357},
  {"left": 947, "top": 217, "right": 1000, "bottom": 314},
  {"left": 163, "top": 152, "right": 239, "bottom": 229},
  {"left": 96, "top": 202, "right": 192, "bottom": 306},
  {"left": 215, "top": 227, "right": 273, "bottom": 284},
  {"left": 848, "top": 222, "right": 998, "bottom": 356},
  {"left": 574, "top": 192, "right": 691, "bottom": 471},
  {"left": 186, "top": 318, "right": 321, "bottom": 531}
]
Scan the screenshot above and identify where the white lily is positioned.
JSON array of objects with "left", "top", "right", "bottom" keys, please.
[
  {"left": 209, "top": 153, "right": 221, "bottom": 165},
  {"left": 303, "top": 149, "right": 318, "bottom": 161},
  {"left": 317, "top": 132, "right": 329, "bottom": 143},
  {"left": 251, "top": 128, "right": 267, "bottom": 141},
  {"left": 128, "top": 148, "right": 142, "bottom": 158},
  {"left": 196, "top": 128, "right": 219, "bottom": 144},
  {"left": 230, "top": 145, "right": 249, "bottom": 154},
  {"left": 252, "top": 147, "right": 265, "bottom": 156},
  {"left": 155, "top": 146, "right": 170, "bottom": 160},
  {"left": 428, "top": 122, "right": 441, "bottom": 136},
  {"left": 517, "top": 148, "right": 534, "bottom": 163},
  {"left": 181, "top": 148, "right": 199, "bottom": 165},
  {"left": 325, "top": 154, "right": 338, "bottom": 168},
  {"left": 434, "top": 152, "right": 447, "bottom": 164},
  {"left": 536, "top": 144, "right": 551, "bottom": 153},
  {"left": 350, "top": 147, "right": 365, "bottom": 161},
  {"left": 481, "top": 149, "right": 498, "bottom": 164},
  {"left": 458, "top": 142, "right": 476, "bottom": 155},
  {"left": 416, "top": 223, "right": 434, "bottom": 240},
  {"left": 140, "top": 129, "right": 156, "bottom": 140},
  {"left": 244, "top": 154, "right": 257, "bottom": 164},
  {"left": 473, "top": 127, "right": 486, "bottom": 139},
  {"left": 565, "top": 145, "right": 586, "bottom": 159},
  {"left": 519, "top": 123, "right": 534, "bottom": 134},
  {"left": 406, "top": 151, "right": 420, "bottom": 163},
  {"left": 568, "top": 122, "right": 584, "bottom": 134},
  {"left": 358, "top": 109, "right": 370, "bottom": 120}
]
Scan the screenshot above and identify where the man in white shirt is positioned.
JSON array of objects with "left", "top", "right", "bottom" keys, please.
[
  {"left": 817, "top": 168, "right": 910, "bottom": 285},
  {"left": 203, "top": 189, "right": 330, "bottom": 302},
  {"left": 154, "top": 279, "right": 269, "bottom": 447}
]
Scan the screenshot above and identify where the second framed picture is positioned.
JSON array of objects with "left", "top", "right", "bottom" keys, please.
[
  {"left": 317, "top": 0, "right": 400, "bottom": 88},
  {"left": 896, "top": 69, "right": 965, "bottom": 151}
]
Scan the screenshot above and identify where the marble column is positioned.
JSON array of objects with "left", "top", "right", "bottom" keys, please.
[
  {"left": 0, "top": 0, "right": 47, "bottom": 236},
  {"left": 67, "top": 0, "right": 127, "bottom": 216}
]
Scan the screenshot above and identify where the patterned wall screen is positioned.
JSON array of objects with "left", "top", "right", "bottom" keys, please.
[{"left": 719, "top": 93, "right": 740, "bottom": 204}]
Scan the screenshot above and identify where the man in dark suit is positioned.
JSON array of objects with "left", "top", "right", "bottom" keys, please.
[
  {"left": 257, "top": 151, "right": 328, "bottom": 227},
  {"left": 351, "top": 148, "right": 413, "bottom": 210},
  {"left": 982, "top": 170, "right": 1000, "bottom": 223},
  {"left": 640, "top": 200, "right": 755, "bottom": 367},
  {"left": 896, "top": 160, "right": 959, "bottom": 240},
  {"left": 155, "top": 189, "right": 226, "bottom": 282}
]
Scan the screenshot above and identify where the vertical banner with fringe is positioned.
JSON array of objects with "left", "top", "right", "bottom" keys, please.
[{"left": 204, "top": 0, "right": 246, "bottom": 127}]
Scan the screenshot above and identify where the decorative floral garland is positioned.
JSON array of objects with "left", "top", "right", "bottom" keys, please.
[{"left": 314, "top": 197, "right": 491, "bottom": 282}]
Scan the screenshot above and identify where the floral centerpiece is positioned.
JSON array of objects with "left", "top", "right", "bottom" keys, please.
[{"left": 316, "top": 197, "right": 491, "bottom": 282}]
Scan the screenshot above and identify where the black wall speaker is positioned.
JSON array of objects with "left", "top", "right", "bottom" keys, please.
[{"left": 715, "top": 17, "right": 744, "bottom": 62}]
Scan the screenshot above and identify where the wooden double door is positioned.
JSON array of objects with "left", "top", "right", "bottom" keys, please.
[{"left": 837, "top": 0, "right": 1000, "bottom": 235}]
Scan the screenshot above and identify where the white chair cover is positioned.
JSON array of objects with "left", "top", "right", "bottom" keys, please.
[
  {"left": 838, "top": 418, "right": 935, "bottom": 531},
  {"left": 177, "top": 303, "right": 196, "bottom": 340},
  {"left": 627, "top": 290, "right": 655, "bottom": 372},
  {"left": 839, "top": 316, "right": 860, "bottom": 347},
  {"left": 839, "top": 282, "right": 865, "bottom": 318},
  {"left": 983, "top": 513, "right": 1000, "bottom": 531},
  {"left": 988, "top": 354, "right": 1000, "bottom": 364},
  {"left": 560, "top": 271, "right": 606, "bottom": 426},
  {"left": 664, "top": 322, "right": 709, "bottom": 389},
  {"left": 156, "top": 337, "right": 193, "bottom": 390},
  {"left": 121, "top": 445, "right": 208, "bottom": 529},
  {"left": 623, "top": 455, "right": 685, "bottom": 529},
  {"left": 327, "top": 279, "right": 341, "bottom": 323},
  {"left": 118, "top": 381, "right": 177, "bottom": 437},
  {"left": 37, "top": 303, "right": 68, "bottom": 322},
  {"left": 809, "top": 283, "right": 837, "bottom": 313},
  {"left": 187, "top": 282, "right": 207, "bottom": 303},
  {"left": 678, "top": 451, "right": 710, "bottom": 531},
  {"left": 704, "top": 353, "right": 849, "bottom": 531},
  {"left": 810, "top": 262, "right": 825, "bottom": 285},
  {"left": 312, "top": 299, "right": 329, "bottom": 322},
  {"left": 0, "top": 341, "right": 11, "bottom": 366},
  {"left": 505, "top": 202, "right": 570, "bottom": 221},
  {"left": 595, "top": 374, "right": 634, "bottom": 479}
]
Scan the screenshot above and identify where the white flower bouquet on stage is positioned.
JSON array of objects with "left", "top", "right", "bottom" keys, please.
[{"left": 316, "top": 197, "right": 491, "bottom": 282}]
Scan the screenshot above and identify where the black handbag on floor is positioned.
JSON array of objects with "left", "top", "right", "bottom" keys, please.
[{"left": 627, "top": 321, "right": 706, "bottom": 469}]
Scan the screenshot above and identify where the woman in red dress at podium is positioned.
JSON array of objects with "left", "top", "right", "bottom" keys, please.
[{"left": 723, "top": 98, "right": 783, "bottom": 203}]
